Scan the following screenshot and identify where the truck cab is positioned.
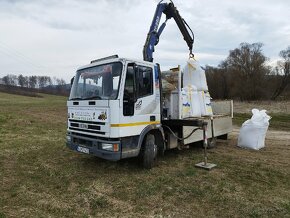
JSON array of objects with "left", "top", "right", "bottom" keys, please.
[
  {"left": 67, "top": 55, "right": 233, "bottom": 168},
  {"left": 67, "top": 55, "right": 163, "bottom": 162}
]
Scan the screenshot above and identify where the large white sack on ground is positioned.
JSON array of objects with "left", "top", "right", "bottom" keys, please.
[
  {"left": 198, "top": 91, "right": 213, "bottom": 116},
  {"left": 183, "top": 59, "right": 208, "bottom": 91},
  {"left": 238, "top": 109, "right": 271, "bottom": 150}
]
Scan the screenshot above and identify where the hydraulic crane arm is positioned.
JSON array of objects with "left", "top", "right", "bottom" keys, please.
[{"left": 143, "top": 1, "right": 194, "bottom": 62}]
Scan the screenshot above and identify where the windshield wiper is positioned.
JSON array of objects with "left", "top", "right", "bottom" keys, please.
[
  {"left": 83, "top": 96, "right": 102, "bottom": 100},
  {"left": 70, "top": 97, "right": 83, "bottom": 100}
]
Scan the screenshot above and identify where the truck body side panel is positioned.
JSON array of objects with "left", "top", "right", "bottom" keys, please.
[
  {"left": 183, "top": 116, "right": 232, "bottom": 145},
  {"left": 183, "top": 100, "right": 233, "bottom": 145}
]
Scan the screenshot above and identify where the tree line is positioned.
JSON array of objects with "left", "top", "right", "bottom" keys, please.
[
  {"left": 205, "top": 43, "right": 290, "bottom": 100},
  {"left": 1, "top": 74, "right": 66, "bottom": 89},
  {"left": 1, "top": 43, "right": 289, "bottom": 100},
  {"left": 0, "top": 74, "right": 69, "bottom": 96}
]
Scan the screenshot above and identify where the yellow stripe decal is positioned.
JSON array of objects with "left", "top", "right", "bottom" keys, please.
[{"left": 111, "top": 121, "right": 160, "bottom": 127}]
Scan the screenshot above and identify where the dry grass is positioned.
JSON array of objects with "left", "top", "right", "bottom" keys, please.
[
  {"left": 233, "top": 100, "right": 290, "bottom": 114},
  {"left": 1, "top": 92, "right": 290, "bottom": 217},
  {"left": 233, "top": 100, "right": 290, "bottom": 131}
]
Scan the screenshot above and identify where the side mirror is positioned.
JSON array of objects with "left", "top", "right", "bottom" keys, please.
[{"left": 70, "top": 76, "right": 75, "bottom": 86}]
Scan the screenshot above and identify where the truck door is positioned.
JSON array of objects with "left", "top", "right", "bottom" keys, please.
[{"left": 119, "top": 63, "right": 160, "bottom": 137}]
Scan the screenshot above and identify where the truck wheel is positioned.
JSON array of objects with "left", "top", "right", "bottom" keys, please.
[{"left": 141, "top": 134, "right": 157, "bottom": 169}]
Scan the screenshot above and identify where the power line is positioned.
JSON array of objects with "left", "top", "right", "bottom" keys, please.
[{"left": 0, "top": 41, "right": 47, "bottom": 70}]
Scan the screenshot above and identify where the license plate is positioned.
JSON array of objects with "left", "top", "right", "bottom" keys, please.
[{"left": 77, "top": 146, "right": 89, "bottom": 154}]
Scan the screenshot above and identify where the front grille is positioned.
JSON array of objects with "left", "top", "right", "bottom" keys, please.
[
  {"left": 68, "top": 119, "right": 106, "bottom": 135},
  {"left": 69, "top": 119, "right": 105, "bottom": 125},
  {"left": 71, "top": 132, "right": 119, "bottom": 142},
  {"left": 88, "top": 125, "right": 100, "bottom": 130},
  {"left": 69, "top": 127, "right": 105, "bottom": 135},
  {"left": 69, "top": 123, "right": 100, "bottom": 130},
  {"left": 71, "top": 123, "right": 78, "bottom": 127}
]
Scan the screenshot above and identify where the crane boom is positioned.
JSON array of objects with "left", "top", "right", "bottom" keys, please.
[{"left": 143, "top": 1, "right": 194, "bottom": 62}]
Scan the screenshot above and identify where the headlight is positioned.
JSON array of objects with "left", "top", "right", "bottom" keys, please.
[{"left": 101, "top": 143, "right": 119, "bottom": 152}]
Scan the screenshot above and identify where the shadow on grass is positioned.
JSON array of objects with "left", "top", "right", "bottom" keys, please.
[{"left": 69, "top": 140, "right": 205, "bottom": 174}]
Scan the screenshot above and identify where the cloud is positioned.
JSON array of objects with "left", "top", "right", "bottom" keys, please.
[{"left": 0, "top": 0, "right": 289, "bottom": 81}]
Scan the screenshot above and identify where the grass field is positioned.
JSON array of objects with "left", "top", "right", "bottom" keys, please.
[{"left": 1, "top": 93, "right": 290, "bottom": 217}]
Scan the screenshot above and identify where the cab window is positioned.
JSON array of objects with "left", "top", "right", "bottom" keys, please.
[{"left": 136, "top": 66, "right": 153, "bottom": 98}]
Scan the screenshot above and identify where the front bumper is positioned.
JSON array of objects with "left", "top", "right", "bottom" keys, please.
[{"left": 66, "top": 133, "right": 121, "bottom": 161}]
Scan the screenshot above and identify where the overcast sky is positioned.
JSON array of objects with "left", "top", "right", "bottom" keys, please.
[{"left": 0, "top": 0, "right": 289, "bottom": 82}]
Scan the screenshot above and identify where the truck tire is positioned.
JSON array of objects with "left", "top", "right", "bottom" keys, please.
[{"left": 141, "top": 134, "right": 157, "bottom": 169}]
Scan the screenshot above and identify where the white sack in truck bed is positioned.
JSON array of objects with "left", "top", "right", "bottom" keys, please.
[
  {"left": 183, "top": 59, "right": 208, "bottom": 91},
  {"left": 238, "top": 109, "right": 271, "bottom": 150},
  {"left": 181, "top": 86, "right": 213, "bottom": 118},
  {"left": 181, "top": 85, "right": 201, "bottom": 118},
  {"left": 198, "top": 91, "right": 213, "bottom": 116}
]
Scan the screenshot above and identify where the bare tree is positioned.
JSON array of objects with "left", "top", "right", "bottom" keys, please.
[
  {"left": 29, "top": 76, "right": 38, "bottom": 88},
  {"left": 271, "top": 46, "right": 290, "bottom": 100},
  {"left": 41, "top": 76, "right": 52, "bottom": 88},
  {"left": 2, "top": 75, "right": 10, "bottom": 85},
  {"left": 51, "top": 77, "right": 58, "bottom": 86},
  {"left": 226, "top": 42, "right": 269, "bottom": 100},
  {"left": 24, "top": 76, "right": 29, "bottom": 87},
  {"left": 38, "top": 76, "right": 47, "bottom": 88},
  {"left": 2, "top": 74, "right": 17, "bottom": 86},
  {"left": 47, "top": 76, "right": 52, "bottom": 86},
  {"left": 60, "top": 78, "right": 66, "bottom": 86},
  {"left": 205, "top": 63, "right": 230, "bottom": 99},
  {"left": 18, "top": 74, "right": 26, "bottom": 87}
]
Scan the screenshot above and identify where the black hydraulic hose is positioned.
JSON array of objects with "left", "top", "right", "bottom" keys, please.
[
  {"left": 182, "top": 18, "right": 194, "bottom": 54},
  {"left": 182, "top": 18, "right": 194, "bottom": 43},
  {"left": 163, "top": 125, "right": 200, "bottom": 141}
]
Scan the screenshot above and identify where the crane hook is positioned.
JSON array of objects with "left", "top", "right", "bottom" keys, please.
[{"left": 189, "top": 50, "right": 195, "bottom": 59}]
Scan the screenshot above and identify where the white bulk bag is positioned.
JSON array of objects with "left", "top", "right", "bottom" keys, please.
[
  {"left": 189, "top": 89, "right": 202, "bottom": 117},
  {"left": 181, "top": 86, "right": 201, "bottom": 118},
  {"left": 198, "top": 91, "right": 213, "bottom": 116},
  {"left": 181, "top": 88, "right": 191, "bottom": 118},
  {"left": 238, "top": 109, "right": 271, "bottom": 150},
  {"left": 183, "top": 59, "right": 208, "bottom": 91}
]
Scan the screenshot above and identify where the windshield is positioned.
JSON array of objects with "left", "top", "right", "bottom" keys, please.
[{"left": 69, "top": 62, "right": 122, "bottom": 100}]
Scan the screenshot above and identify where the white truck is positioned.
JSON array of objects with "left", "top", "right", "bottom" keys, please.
[{"left": 66, "top": 1, "right": 233, "bottom": 168}]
